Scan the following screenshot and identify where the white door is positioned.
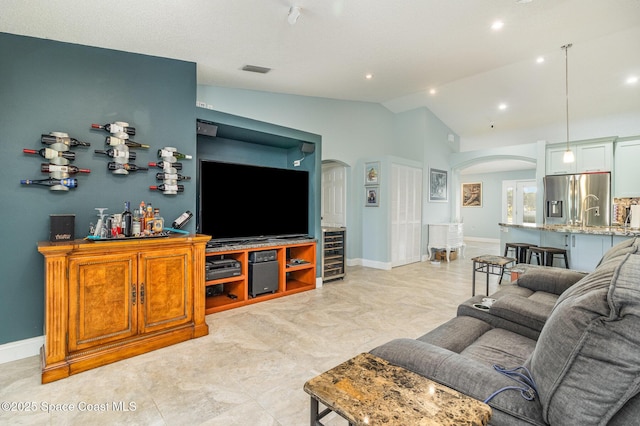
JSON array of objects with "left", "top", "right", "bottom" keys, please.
[
  {"left": 321, "top": 163, "right": 347, "bottom": 227},
  {"left": 502, "top": 180, "right": 537, "bottom": 225},
  {"left": 391, "top": 164, "right": 422, "bottom": 267}
]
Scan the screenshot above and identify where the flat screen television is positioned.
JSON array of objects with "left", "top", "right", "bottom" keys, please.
[{"left": 198, "top": 160, "right": 310, "bottom": 241}]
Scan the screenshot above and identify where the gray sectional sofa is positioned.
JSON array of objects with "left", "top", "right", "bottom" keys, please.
[{"left": 370, "top": 237, "right": 640, "bottom": 425}]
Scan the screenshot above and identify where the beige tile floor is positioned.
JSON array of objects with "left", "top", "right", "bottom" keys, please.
[{"left": 0, "top": 241, "right": 507, "bottom": 425}]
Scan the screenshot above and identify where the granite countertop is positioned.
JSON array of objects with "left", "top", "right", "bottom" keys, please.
[
  {"left": 205, "top": 237, "right": 316, "bottom": 253},
  {"left": 304, "top": 352, "right": 491, "bottom": 426},
  {"left": 499, "top": 223, "right": 640, "bottom": 237}
]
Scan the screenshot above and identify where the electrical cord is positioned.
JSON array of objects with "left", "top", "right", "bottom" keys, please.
[{"left": 483, "top": 365, "right": 539, "bottom": 404}]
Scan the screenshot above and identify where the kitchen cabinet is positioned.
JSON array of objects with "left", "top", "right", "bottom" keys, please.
[
  {"left": 546, "top": 139, "right": 613, "bottom": 175},
  {"left": 614, "top": 138, "right": 640, "bottom": 198},
  {"left": 569, "top": 234, "right": 612, "bottom": 272},
  {"left": 38, "top": 234, "right": 210, "bottom": 383}
]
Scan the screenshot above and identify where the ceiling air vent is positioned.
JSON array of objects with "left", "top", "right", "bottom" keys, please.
[{"left": 242, "top": 65, "right": 271, "bottom": 74}]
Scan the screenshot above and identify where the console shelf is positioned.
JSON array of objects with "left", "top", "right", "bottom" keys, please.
[{"left": 204, "top": 239, "right": 317, "bottom": 314}]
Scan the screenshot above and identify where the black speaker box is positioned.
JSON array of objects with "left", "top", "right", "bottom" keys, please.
[
  {"left": 249, "top": 260, "right": 279, "bottom": 297},
  {"left": 50, "top": 214, "right": 75, "bottom": 242},
  {"left": 196, "top": 120, "right": 218, "bottom": 137},
  {"left": 301, "top": 142, "right": 315, "bottom": 153}
]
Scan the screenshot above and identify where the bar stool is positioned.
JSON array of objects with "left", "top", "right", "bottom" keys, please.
[
  {"left": 503, "top": 243, "right": 538, "bottom": 264},
  {"left": 527, "top": 246, "right": 569, "bottom": 268}
]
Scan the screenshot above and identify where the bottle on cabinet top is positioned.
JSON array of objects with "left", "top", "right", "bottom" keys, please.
[
  {"left": 148, "top": 161, "right": 182, "bottom": 170},
  {"left": 23, "top": 148, "right": 75, "bottom": 161},
  {"left": 105, "top": 136, "right": 149, "bottom": 149},
  {"left": 20, "top": 177, "right": 77, "bottom": 188},
  {"left": 41, "top": 163, "right": 90, "bottom": 174},
  {"left": 172, "top": 211, "right": 192, "bottom": 229},
  {"left": 94, "top": 148, "right": 136, "bottom": 160},
  {"left": 157, "top": 149, "right": 192, "bottom": 160},
  {"left": 41, "top": 134, "right": 91, "bottom": 147},
  {"left": 91, "top": 122, "right": 136, "bottom": 136},
  {"left": 122, "top": 201, "right": 133, "bottom": 237},
  {"left": 107, "top": 162, "right": 148, "bottom": 172}
]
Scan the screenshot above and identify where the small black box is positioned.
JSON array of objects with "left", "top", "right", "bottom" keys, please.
[
  {"left": 50, "top": 214, "right": 75, "bottom": 242},
  {"left": 249, "top": 250, "right": 277, "bottom": 263}
]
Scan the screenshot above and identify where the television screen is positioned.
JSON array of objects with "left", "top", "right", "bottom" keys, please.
[{"left": 198, "top": 160, "right": 309, "bottom": 241}]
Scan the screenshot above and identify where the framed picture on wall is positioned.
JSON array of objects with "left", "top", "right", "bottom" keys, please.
[
  {"left": 364, "top": 162, "right": 380, "bottom": 185},
  {"left": 428, "top": 168, "right": 448, "bottom": 202},
  {"left": 365, "top": 186, "right": 379, "bottom": 207},
  {"left": 462, "top": 182, "right": 483, "bottom": 207}
]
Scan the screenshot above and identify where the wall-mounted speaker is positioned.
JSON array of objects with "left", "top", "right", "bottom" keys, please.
[
  {"left": 196, "top": 120, "right": 218, "bottom": 137},
  {"left": 301, "top": 142, "right": 315, "bottom": 154}
]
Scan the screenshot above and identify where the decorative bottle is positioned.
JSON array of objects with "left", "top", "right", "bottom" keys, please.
[
  {"left": 41, "top": 164, "right": 91, "bottom": 174},
  {"left": 95, "top": 148, "right": 136, "bottom": 160},
  {"left": 91, "top": 122, "right": 136, "bottom": 136},
  {"left": 148, "top": 161, "right": 182, "bottom": 170},
  {"left": 20, "top": 178, "right": 77, "bottom": 188},
  {"left": 107, "top": 162, "right": 148, "bottom": 172},
  {"left": 41, "top": 134, "right": 91, "bottom": 147},
  {"left": 105, "top": 136, "right": 149, "bottom": 149},
  {"left": 158, "top": 149, "right": 192, "bottom": 160},
  {"left": 23, "top": 148, "right": 75, "bottom": 161},
  {"left": 155, "top": 172, "right": 191, "bottom": 181},
  {"left": 149, "top": 184, "right": 184, "bottom": 193},
  {"left": 172, "top": 211, "right": 193, "bottom": 229}
]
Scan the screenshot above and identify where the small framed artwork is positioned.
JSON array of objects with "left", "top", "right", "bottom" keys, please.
[
  {"left": 364, "top": 162, "right": 380, "bottom": 185},
  {"left": 365, "top": 186, "right": 379, "bottom": 207},
  {"left": 462, "top": 182, "right": 483, "bottom": 207},
  {"left": 429, "top": 168, "right": 448, "bottom": 202}
]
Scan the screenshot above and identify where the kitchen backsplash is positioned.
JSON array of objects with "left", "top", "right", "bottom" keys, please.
[{"left": 613, "top": 198, "right": 640, "bottom": 225}]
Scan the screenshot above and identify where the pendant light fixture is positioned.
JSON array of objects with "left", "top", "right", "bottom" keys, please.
[{"left": 562, "top": 43, "right": 575, "bottom": 163}]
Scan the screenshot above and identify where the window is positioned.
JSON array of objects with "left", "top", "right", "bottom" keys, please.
[{"left": 502, "top": 180, "right": 537, "bottom": 225}]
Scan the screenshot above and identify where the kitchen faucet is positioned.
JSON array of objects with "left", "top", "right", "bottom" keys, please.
[{"left": 581, "top": 194, "right": 600, "bottom": 228}]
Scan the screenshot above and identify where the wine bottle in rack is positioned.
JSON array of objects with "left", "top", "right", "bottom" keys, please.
[
  {"left": 91, "top": 122, "right": 136, "bottom": 136},
  {"left": 149, "top": 184, "right": 184, "bottom": 193},
  {"left": 41, "top": 163, "right": 91, "bottom": 174},
  {"left": 105, "top": 136, "right": 149, "bottom": 149},
  {"left": 157, "top": 149, "right": 192, "bottom": 160},
  {"left": 41, "top": 134, "right": 91, "bottom": 147},
  {"left": 148, "top": 161, "right": 182, "bottom": 170},
  {"left": 23, "top": 148, "right": 75, "bottom": 161},
  {"left": 172, "top": 211, "right": 193, "bottom": 229},
  {"left": 20, "top": 178, "right": 78, "bottom": 188},
  {"left": 107, "top": 162, "right": 149, "bottom": 172},
  {"left": 155, "top": 172, "right": 191, "bottom": 181},
  {"left": 94, "top": 148, "right": 136, "bottom": 160}
]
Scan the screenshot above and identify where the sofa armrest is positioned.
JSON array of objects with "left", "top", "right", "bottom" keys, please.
[
  {"left": 516, "top": 268, "right": 587, "bottom": 295},
  {"left": 489, "top": 295, "right": 553, "bottom": 332},
  {"left": 370, "top": 338, "right": 544, "bottom": 423}
]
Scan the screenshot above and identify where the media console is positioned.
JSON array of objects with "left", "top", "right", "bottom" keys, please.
[{"left": 204, "top": 238, "right": 317, "bottom": 314}]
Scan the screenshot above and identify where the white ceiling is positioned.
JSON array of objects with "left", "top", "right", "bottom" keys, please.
[{"left": 2, "top": 0, "right": 639, "bottom": 165}]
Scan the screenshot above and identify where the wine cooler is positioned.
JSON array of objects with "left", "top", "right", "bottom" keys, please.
[{"left": 322, "top": 227, "right": 346, "bottom": 282}]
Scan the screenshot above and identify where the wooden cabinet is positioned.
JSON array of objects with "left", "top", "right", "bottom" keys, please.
[
  {"left": 322, "top": 227, "right": 346, "bottom": 282},
  {"left": 38, "top": 234, "right": 209, "bottom": 383},
  {"left": 614, "top": 138, "right": 640, "bottom": 198},
  {"left": 204, "top": 239, "right": 316, "bottom": 314},
  {"left": 546, "top": 139, "right": 613, "bottom": 175}
]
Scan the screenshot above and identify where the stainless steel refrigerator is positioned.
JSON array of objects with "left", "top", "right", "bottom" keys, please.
[{"left": 543, "top": 172, "right": 611, "bottom": 227}]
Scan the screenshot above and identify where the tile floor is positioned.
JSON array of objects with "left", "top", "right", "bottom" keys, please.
[{"left": 0, "top": 241, "right": 507, "bottom": 425}]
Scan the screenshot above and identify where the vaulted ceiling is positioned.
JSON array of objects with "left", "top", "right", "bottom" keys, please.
[{"left": 2, "top": 0, "right": 639, "bottom": 157}]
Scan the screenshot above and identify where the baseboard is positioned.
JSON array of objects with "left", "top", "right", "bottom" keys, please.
[
  {"left": 361, "top": 259, "right": 392, "bottom": 270},
  {"left": 0, "top": 335, "right": 43, "bottom": 364}
]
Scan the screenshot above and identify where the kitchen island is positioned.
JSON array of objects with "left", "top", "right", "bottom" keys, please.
[{"left": 499, "top": 223, "right": 639, "bottom": 272}]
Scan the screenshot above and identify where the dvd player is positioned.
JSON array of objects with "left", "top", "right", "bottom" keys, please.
[{"left": 206, "top": 259, "right": 241, "bottom": 280}]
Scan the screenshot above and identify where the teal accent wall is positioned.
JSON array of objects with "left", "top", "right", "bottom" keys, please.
[{"left": 0, "top": 33, "right": 197, "bottom": 345}]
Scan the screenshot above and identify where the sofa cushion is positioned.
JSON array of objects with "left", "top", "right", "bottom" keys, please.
[
  {"left": 417, "top": 315, "right": 491, "bottom": 353},
  {"left": 527, "top": 253, "right": 640, "bottom": 425},
  {"left": 597, "top": 236, "right": 637, "bottom": 266},
  {"left": 460, "top": 328, "right": 536, "bottom": 367},
  {"left": 516, "top": 267, "right": 587, "bottom": 295},
  {"left": 488, "top": 295, "right": 552, "bottom": 333}
]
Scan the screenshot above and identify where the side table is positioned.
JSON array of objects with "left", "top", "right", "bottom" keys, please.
[
  {"left": 471, "top": 255, "right": 516, "bottom": 296},
  {"left": 304, "top": 352, "right": 491, "bottom": 426}
]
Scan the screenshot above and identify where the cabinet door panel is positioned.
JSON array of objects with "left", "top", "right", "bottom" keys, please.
[
  {"left": 68, "top": 254, "right": 137, "bottom": 352},
  {"left": 139, "top": 248, "right": 192, "bottom": 333}
]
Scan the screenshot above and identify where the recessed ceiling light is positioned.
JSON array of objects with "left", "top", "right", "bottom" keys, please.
[
  {"left": 429, "top": 88, "right": 437, "bottom": 95},
  {"left": 536, "top": 56, "right": 545, "bottom": 64},
  {"left": 498, "top": 103, "right": 508, "bottom": 110},
  {"left": 626, "top": 75, "right": 638, "bottom": 85},
  {"left": 365, "top": 73, "right": 374, "bottom": 80},
  {"left": 491, "top": 20, "right": 504, "bottom": 31}
]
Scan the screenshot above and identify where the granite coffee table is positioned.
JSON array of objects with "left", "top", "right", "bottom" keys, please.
[{"left": 303, "top": 352, "right": 491, "bottom": 426}]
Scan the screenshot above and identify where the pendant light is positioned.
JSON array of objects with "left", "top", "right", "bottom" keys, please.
[{"left": 562, "top": 43, "right": 575, "bottom": 163}]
